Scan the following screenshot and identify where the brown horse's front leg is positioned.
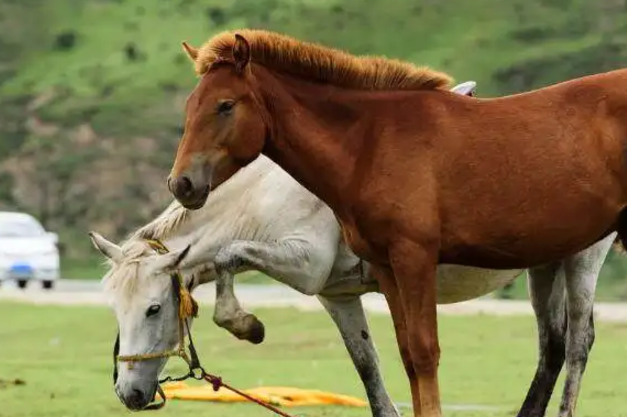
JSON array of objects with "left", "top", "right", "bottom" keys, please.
[
  {"left": 369, "top": 264, "right": 420, "bottom": 411},
  {"left": 390, "top": 240, "right": 442, "bottom": 417}
]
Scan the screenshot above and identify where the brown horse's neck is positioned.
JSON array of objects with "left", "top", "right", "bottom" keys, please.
[{"left": 253, "top": 66, "right": 363, "bottom": 213}]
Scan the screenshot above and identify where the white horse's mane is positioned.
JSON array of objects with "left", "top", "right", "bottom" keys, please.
[
  {"left": 102, "top": 201, "right": 190, "bottom": 300},
  {"left": 101, "top": 156, "right": 280, "bottom": 301},
  {"left": 132, "top": 200, "right": 190, "bottom": 241},
  {"left": 101, "top": 242, "right": 151, "bottom": 302}
]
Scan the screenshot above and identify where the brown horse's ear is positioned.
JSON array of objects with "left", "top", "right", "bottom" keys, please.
[
  {"left": 181, "top": 41, "right": 199, "bottom": 61},
  {"left": 232, "top": 33, "right": 251, "bottom": 74}
]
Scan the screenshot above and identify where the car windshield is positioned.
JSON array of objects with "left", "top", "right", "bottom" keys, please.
[{"left": 0, "top": 218, "right": 45, "bottom": 238}]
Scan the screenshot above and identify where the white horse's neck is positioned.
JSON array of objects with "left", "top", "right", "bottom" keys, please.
[{"left": 129, "top": 155, "right": 321, "bottom": 269}]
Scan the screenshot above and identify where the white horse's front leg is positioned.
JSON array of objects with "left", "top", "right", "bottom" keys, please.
[
  {"left": 213, "top": 239, "right": 333, "bottom": 343},
  {"left": 318, "top": 295, "right": 401, "bottom": 417},
  {"left": 212, "top": 267, "right": 266, "bottom": 343}
]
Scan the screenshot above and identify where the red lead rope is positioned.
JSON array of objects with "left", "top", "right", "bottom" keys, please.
[{"left": 201, "top": 372, "right": 300, "bottom": 417}]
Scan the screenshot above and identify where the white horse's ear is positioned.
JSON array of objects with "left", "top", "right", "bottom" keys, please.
[
  {"left": 451, "top": 81, "right": 477, "bottom": 96},
  {"left": 89, "top": 231, "right": 123, "bottom": 263},
  {"left": 153, "top": 245, "right": 192, "bottom": 273}
]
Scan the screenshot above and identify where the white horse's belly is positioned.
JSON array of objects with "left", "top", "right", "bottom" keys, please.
[
  {"left": 322, "top": 255, "right": 525, "bottom": 303},
  {"left": 436, "top": 265, "right": 525, "bottom": 304}
]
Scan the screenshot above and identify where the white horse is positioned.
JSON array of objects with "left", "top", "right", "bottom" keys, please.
[{"left": 90, "top": 82, "right": 617, "bottom": 417}]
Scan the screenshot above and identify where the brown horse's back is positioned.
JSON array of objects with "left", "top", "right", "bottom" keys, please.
[
  {"left": 340, "top": 70, "right": 627, "bottom": 268},
  {"left": 423, "top": 70, "right": 627, "bottom": 267}
]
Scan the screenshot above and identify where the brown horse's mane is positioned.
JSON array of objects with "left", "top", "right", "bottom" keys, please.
[{"left": 194, "top": 29, "right": 453, "bottom": 91}]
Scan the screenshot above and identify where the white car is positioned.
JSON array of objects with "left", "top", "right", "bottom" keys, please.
[{"left": 0, "top": 211, "right": 60, "bottom": 289}]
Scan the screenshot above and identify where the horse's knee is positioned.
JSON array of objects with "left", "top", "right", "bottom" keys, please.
[
  {"left": 405, "top": 323, "right": 441, "bottom": 366},
  {"left": 566, "top": 313, "right": 595, "bottom": 362},
  {"left": 398, "top": 344, "right": 440, "bottom": 380},
  {"left": 578, "top": 313, "right": 595, "bottom": 352},
  {"left": 413, "top": 359, "right": 439, "bottom": 375},
  {"left": 543, "top": 322, "right": 566, "bottom": 368},
  {"left": 411, "top": 346, "right": 441, "bottom": 374},
  {"left": 399, "top": 345, "right": 416, "bottom": 379},
  {"left": 214, "top": 248, "right": 244, "bottom": 272}
]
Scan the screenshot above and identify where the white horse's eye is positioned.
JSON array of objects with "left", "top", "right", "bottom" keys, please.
[{"left": 146, "top": 304, "right": 161, "bottom": 317}]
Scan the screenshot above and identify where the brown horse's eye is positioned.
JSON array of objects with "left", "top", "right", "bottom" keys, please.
[{"left": 216, "top": 100, "right": 235, "bottom": 115}]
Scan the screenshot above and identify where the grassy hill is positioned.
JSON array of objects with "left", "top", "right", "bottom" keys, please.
[
  {"left": 4, "top": 0, "right": 624, "bottom": 142},
  {"left": 2, "top": 0, "right": 627, "bottom": 295}
]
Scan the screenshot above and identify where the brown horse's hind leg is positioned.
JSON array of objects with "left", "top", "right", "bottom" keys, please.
[
  {"left": 389, "top": 240, "right": 442, "bottom": 417},
  {"left": 517, "top": 263, "right": 566, "bottom": 417}
]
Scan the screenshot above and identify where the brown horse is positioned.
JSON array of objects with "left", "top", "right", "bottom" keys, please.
[{"left": 167, "top": 29, "right": 627, "bottom": 417}]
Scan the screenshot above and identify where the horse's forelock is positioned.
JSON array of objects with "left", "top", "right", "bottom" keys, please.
[{"left": 102, "top": 240, "right": 155, "bottom": 301}]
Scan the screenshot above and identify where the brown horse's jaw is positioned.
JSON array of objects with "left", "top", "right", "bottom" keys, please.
[
  {"left": 181, "top": 185, "right": 210, "bottom": 210},
  {"left": 167, "top": 172, "right": 212, "bottom": 210}
]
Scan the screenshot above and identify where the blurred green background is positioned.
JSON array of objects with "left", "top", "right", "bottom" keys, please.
[{"left": 1, "top": 0, "right": 627, "bottom": 298}]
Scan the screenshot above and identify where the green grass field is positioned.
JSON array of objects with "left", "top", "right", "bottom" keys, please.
[{"left": 1, "top": 302, "right": 627, "bottom": 417}]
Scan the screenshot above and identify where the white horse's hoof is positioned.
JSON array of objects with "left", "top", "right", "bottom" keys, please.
[
  {"left": 214, "top": 312, "right": 266, "bottom": 344},
  {"left": 239, "top": 313, "right": 265, "bottom": 344}
]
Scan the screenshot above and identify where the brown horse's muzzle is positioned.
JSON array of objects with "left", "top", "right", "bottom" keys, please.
[{"left": 167, "top": 175, "right": 210, "bottom": 210}]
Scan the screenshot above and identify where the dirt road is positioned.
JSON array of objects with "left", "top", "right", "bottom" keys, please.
[{"left": 3, "top": 279, "right": 627, "bottom": 322}]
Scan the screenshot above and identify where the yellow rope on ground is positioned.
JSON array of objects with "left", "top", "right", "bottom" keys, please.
[{"left": 161, "top": 382, "right": 368, "bottom": 407}]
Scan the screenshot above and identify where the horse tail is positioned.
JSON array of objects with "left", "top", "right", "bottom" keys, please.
[
  {"left": 615, "top": 208, "right": 627, "bottom": 254},
  {"left": 612, "top": 234, "right": 626, "bottom": 255}
]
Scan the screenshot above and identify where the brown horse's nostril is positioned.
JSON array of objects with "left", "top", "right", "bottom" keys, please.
[
  {"left": 168, "top": 176, "right": 194, "bottom": 199},
  {"left": 180, "top": 177, "right": 193, "bottom": 198}
]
